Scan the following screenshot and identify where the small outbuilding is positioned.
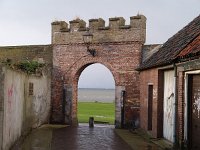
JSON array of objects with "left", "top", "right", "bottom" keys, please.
[{"left": 138, "top": 15, "right": 200, "bottom": 149}]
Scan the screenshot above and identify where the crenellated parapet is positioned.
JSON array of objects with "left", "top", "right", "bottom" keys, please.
[
  {"left": 89, "top": 18, "right": 105, "bottom": 30},
  {"left": 51, "top": 14, "right": 146, "bottom": 44}
]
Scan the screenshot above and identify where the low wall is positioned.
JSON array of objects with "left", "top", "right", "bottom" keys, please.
[{"left": 0, "top": 67, "right": 51, "bottom": 150}]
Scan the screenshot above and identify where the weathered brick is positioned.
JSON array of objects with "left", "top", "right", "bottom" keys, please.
[{"left": 51, "top": 15, "right": 146, "bottom": 125}]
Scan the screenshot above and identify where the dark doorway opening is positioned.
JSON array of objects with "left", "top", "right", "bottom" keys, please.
[
  {"left": 148, "top": 84, "right": 153, "bottom": 130},
  {"left": 187, "top": 74, "right": 200, "bottom": 149}
]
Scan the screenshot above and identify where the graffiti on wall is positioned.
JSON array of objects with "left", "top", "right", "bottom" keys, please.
[
  {"left": 6, "top": 83, "right": 16, "bottom": 139},
  {"left": 193, "top": 90, "right": 200, "bottom": 118},
  {"left": 7, "top": 84, "right": 14, "bottom": 113}
]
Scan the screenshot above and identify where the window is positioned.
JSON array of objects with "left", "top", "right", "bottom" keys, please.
[
  {"left": 29, "top": 82, "right": 34, "bottom": 96},
  {"left": 148, "top": 84, "right": 153, "bottom": 130}
]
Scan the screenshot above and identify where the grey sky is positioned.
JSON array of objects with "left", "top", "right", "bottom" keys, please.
[
  {"left": 78, "top": 64, "right": 115, "bottom": 89},
  {"left": 0, "top": 0, "right": 199, "bottom": 88}
]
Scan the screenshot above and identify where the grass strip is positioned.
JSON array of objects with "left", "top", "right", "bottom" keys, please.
[{"left": 78, "top": 102, "right": 115, "bottom": 124}]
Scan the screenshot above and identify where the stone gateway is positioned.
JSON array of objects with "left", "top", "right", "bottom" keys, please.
[{"left": 51, "top": 15, "right": 146, "bottom": 127}]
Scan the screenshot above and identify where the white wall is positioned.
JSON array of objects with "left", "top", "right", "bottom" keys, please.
[{"left": 2, "top": 68, "right": 51, "bottom": 150}]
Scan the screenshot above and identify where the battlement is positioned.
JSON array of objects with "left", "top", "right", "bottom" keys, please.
[
  {"left": 51, "top": 14, "right": 146, "bottom": 44},
  {"left": 89, "top": 18, "right": 105, "bottom": 30}
]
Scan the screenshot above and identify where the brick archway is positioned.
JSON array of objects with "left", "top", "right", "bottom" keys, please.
[
  {"left": 51, "top": 15, "right": 146, "bottom": 127},
  {"left": 70, "top": 60, "right": 118, "bottom": 125}
]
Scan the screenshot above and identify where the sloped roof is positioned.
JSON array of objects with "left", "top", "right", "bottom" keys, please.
[
  {"left": 139, "top": 14, "right": 200, "bottom": 70},
  {"left": 142, "top": 44, "right": 162, "bottom": 62},
  {"left": 177, "top": 35, "right": 200, "bottom": 60}
]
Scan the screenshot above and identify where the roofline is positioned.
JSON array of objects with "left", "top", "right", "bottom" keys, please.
[
  {"left": 138, "top": 52, "right": 200, "bottom": 71},
  {"left": 138, "top": 33, "right": 200, "bottom": 71},
  {"left": 137, "top": 61, "right": 174, "bottom": 71}
]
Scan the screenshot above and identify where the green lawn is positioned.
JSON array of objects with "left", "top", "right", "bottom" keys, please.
[{"left": 78, "top": 102, "right": 115, "bottom": 124}]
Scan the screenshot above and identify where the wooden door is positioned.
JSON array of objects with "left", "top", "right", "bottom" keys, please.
[
  {"left": 190, "top": 74, "right": 200, "bottom": 149},
  {"left": 163, "top": 70, "right": 175, "bottom": 142}
]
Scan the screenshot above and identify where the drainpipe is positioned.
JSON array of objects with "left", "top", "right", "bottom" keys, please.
[{"left": 173, "top": 63, "right": 178, "bottom": 146}]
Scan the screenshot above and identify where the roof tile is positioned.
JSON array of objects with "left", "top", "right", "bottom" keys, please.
[{"left": 139, "top": 15, "right": 200, "bottom": 70}]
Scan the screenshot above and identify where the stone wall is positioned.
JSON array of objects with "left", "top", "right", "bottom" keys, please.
[
  {"left": 0, "top": 67, "right": 51, "bottom": 150},
  {"left": 0, "top": 45, "right": 52, "bottom": 66}
]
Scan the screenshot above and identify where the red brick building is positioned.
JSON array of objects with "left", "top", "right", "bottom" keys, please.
[{"left": 138, "top": 15, "right": 200, "bottom": 149}]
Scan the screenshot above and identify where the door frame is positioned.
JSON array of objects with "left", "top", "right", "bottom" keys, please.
[{"left": 184, "top": 70, "right": 200, "bottom": 148}]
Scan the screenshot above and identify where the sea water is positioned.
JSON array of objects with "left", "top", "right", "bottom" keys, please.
[{"left": 78, "top": 88, "right": 115, "bottom": 103}]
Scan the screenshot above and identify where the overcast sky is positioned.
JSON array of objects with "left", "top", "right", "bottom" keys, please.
[{"left": 0, "top": 0, "right": 199, "bottom": 89}]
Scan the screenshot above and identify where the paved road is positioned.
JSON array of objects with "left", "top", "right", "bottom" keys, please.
[
  {"left": 51, "top": 124, "right": 132, "bottom": 150},
  {"left": 13, "top": 124, "right": 166, "bottom": 150},
  {"left": 14, "top": 124, "right": 132, "bottom": 150}
]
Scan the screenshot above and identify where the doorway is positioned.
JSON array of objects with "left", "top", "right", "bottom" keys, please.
[{"left": 187, "top": 74, "right": 200, "bottom": 149}]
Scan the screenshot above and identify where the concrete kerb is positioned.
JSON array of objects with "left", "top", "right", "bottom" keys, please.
[
  {"left": 115, "top": 128, "right": 173, "bottom": 150},
  {"left": 135, "top": 129, "right": 173, "bottom": 150}
]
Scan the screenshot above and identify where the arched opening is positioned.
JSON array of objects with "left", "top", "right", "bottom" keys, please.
[{"left": 77, "top": 63, "right": 115, "bottom": 125}]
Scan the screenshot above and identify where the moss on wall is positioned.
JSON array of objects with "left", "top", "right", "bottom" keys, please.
[
  {"left": 0, "top": 45, "right": 53, "bottom": 67},
  {"left": 2, "top": 60, "right": 45, "bottom": 75}
]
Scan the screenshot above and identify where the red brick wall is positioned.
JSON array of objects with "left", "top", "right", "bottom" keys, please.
[
  {"left": 140, "top": 68, "right": 160, "bottom": 137},
  {"left": 177, "top": 70, "right": 184, "bottom": 146},
  {"left": 51, "top": 42, "right": 143, "bottom": 124}
]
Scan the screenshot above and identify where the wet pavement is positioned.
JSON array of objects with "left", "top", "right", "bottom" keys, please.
[
  {"left": 12, "top": 124, "right": 167, "bottom": 150},
  {"left": 52, "top": 124, "right": 132, "bottom": 150}
]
